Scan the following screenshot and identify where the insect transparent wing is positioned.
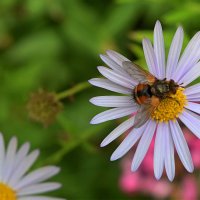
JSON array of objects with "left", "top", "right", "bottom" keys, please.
[
  {"left": 133, "top": 104, "right": 153, "bottom": 128},
  {"left": 122, "top": 61, "right": 155, "bottom": 83}
]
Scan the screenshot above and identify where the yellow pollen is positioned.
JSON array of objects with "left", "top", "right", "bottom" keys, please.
[
  {"left": 151, "top": 87, "right": 187, "bottom": 122},
  {"left": 0, "top": 182, "right": 16, "bottom": 200}
]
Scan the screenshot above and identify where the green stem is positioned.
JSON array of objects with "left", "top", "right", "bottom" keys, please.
[
  {"left": 56, "top": 81, "right": 91, "bottom": 100},
  {"left": 41, "top": 124, "right": 110, "bottom": 165}
]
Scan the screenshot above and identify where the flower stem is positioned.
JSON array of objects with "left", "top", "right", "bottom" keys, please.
[
  {"left": 41, "top": 123, "right": 110, "bottom": 165},
  {"left": 56, "top": 81, "right": 91, "bottom": 100}
]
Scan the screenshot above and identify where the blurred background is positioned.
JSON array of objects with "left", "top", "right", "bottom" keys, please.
[{"left": 1, "top": 0, "right": 200, "bottom": 199}]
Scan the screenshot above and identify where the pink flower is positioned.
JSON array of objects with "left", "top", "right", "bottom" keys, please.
[
  {"left": 119, "top": 158, "right": 172, "bottom": 198},
  {"left": 181, "top": 176, "right": 198, "bottom": 200},
  {"left": 119, "top": 139, "right": 172, "bottom": 199},
  {"left": 144, "top": 178, "right": 172, "bottom": 199},
  {"left": 184, "top": 128, "right": 200, "bottom": 168},
  {"left": 119, "top": 171, "right": 141, "bottom": 193}
]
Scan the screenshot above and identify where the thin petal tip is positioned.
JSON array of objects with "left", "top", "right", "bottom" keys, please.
[
  {"left": 131, "top": 165, "right": 137, "bottom": 172},
  {"left": 168, "top": 175, "right": 174, "bottom": 182},
  {"left": 142, "top": 38, "right": 150, "bottom": 43},
  {"left": 11, "top": 136, "right": 17, "bottom": 142},
  {"left": 131, "top": 162, "right": 139, "bottom": 172},
  {"left": 23, "top": 142, "right": 31, "bottom": 150},
  {"left": 88, "top": 78, "right": 97, "bottom": 85},
  {"left": 34, "top": 149, "right": 40, "bottom": 156},
  {"left": 110, "top": 154, "right": 118, "bottom": 161},
  {"left": 177, "top": 26, "right": 183, "bottom": 32},
  {"left": 88, "top": 79, "right": 93, "bottom": 84},
  {"left": 90, "top": 119, "right": 95, "bottom": 124},
  {"left": 0, "top": 133, "right": 3, "bottom": 140},
  {"left": 55, "top": 182, "right": 62, "bottom": 189},
  {"left": 54, "top": 166, "right": 61, "bottom": 174},
  {"left": 89, "top": 97, "right": 94, "bottom": 104},
  {"left": 154, "top": 20, "right": 163, "bottom": 32},
  {"left": 99, "top": 54, "right": 106, "bottom": 59},
  {"left": 90, "top": 117, "right": 99, "bottom": 124},
  {"left": 155, "top": 174, "right": 162, "bottom": 180},
  {"left": 100, "top": 141, "right": 106, "bottom": 147},
  {"left": 100, "top": 137, "right": 110, "bottom": 147},
  {"left": 106, "top": 49, "right": 114, "bottom": 54},
  {"left": 155, "top": 20, "right": 161, "bottom": 26},
  {"left": 187, "top": 165, "right": 194, "bottom": 173},
  {"left": 97, "top": 66, "right": 104, "bottom": 72}
]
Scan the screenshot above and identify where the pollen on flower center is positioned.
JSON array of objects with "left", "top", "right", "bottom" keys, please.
[
  {"left": 151, "top": 87, "right": 187, "bottom": 122},
  {"left": 0, "top": 182, "right": 16, "bottom": 200}
]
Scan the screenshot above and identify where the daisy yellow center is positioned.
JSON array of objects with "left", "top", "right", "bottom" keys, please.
[
  {"left": 0, "top": 182, "right": 16, "bottom": 200},
  {"left": 151, "top": 87, "right": 187, "bottom": 122}
]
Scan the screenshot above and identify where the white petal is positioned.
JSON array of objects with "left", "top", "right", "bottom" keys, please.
[
  {"left": 14, "top": 142, "right": 30, "bottom": 168},
  {"left": 90, "top": 96, "right": 135, "bottom": 107},
  {"left": 100, "top": 54, "right": 137, "bottom": 80},
  {"left": 18, "top": 197, "right": 65, "bottom": 200},
  {"left": 101, "top": 116, "right": 135, "bottom": 147},
  {"left": 90, "top": 106, "right": 138, "bottom": 124},
  {"left": 15, "top": 166, "right": 60, "bottom": 190},
  {"left": 185, "top": 102, "right": 200, "bottom": 114},
  {"left": 97, "top": 66, "right": 135, "bottom": 89},
  {"left": 154, "top": 123, "right": 166, "bottom": 180},
  {"left": 164, "top": 125, "right": 175, "bottom": 181},
  {"left": 2, "top": 137, "right": 18, "bottom": 183},
  {"left": 100, "top": 54, "right": 127, "bottom": 74},
  {"left": 169, "top": 120, "right": 194, "bottom": 172},
  {"left": 89, "top": 78, "right": 132, "bottom": 94},
  {"left": 10, "top": 150, "right": 40, "bottom": 188},
  {"left": 110, "top": 122, "right": 147, "bottom": 161},
  {"left": 0, "top": 133, "right": 5, "bottom": 180},
  {"left": 179, "top": 109, "right": 200, "bottom": 138},
  {"left": 6, "top": 142, "right": 31, "bottom": 183},
  {"left": 185, "top": 96, "right": 200, "bottom": 102},
  {"left": 184, "top": 83, "right": 200, "bottom": 96},
  {"left": 173, "top": 31, "right": 200, "bottom": 82},
  {"left": 154, "top": 21, "right": 165, "bottom": 79},
  {"left": 179, "top": 61, "right": 200, "bottom": 86},
  {"left": 131, "top": 120, "right": 156, "bottom": 171},
  {"left": 18, "top": 182, "right": 61, "bottom": 196},
  {"left": 184, "top": 84, "right": 200, "bottom": 101},
  {"left": 106, "top": 50, "right": 130, "bottom": 66},
  {"left": 166, "top": 26, "right": 183, "bottom": 80},
  {"left": 142, "top": 38, "right": 158, "bottom": 76}
]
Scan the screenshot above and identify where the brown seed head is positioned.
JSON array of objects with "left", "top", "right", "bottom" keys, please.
[{"left": 27, "top": 89, "right": 62, "bottom": 127}]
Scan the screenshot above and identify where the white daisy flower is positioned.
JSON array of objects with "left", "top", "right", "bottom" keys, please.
[
  {"left": 89, "top": 21, "right": 200, "bottom": 181},
  {"left": 0, "top": 133, "right": 65, "bottom": 200}
]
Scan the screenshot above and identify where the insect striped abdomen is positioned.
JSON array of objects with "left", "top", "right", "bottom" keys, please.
[{"left": 133, "top": 84, "right": 151, "bottom": 105}]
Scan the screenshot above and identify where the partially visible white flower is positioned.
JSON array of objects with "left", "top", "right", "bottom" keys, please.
[
  {"left": 0, "top": 133, "right": 65, "bottom": 200},
  {"left": 89, "top": 21, "right": 200, "bottom": 181}
]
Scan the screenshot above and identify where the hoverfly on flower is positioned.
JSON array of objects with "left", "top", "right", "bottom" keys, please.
[
  {"left": 89, "top": 21, "right": 200, "bottom": 181},
  {"left": 122, "top": 61, "right": 180, "bottom": 127}
]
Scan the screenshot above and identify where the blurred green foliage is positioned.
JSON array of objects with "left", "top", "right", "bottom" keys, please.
[{"left": 0, "top": 0, "right": 200, "bottom": 199}]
